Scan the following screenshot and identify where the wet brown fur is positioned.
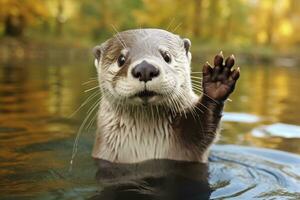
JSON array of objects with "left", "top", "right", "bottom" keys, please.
[{"left": 172, "top": 96, "right": 224, "bottom": 158}]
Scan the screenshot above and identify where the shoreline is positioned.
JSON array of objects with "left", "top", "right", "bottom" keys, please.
[{"left": 0, "top": 37, "right": 299, "bottom": 66}]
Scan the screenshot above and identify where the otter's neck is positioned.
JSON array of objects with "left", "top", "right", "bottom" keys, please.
[{"left": 92, "top": 96, "right": 198, "bottom": 163}]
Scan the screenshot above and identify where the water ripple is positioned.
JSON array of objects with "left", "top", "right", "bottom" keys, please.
[{"left": 210, "top": 145, "right": 300, "bottom": 199}]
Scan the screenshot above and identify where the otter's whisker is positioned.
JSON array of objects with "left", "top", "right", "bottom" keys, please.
[
  {"left": 69, "top": 99, "right": 101, "bottom": 172},
  {"left": 172, "top": 22, "right": 182, "bottom": 32},
  {"left": 166, "top": 17, "right": 175, "bottom": 31},
  {"left": 180, "top": 88, "right": 199, "bottom": 117},
  {"left": 192, "top": 89, "right": 203, "bottom": 95},
  {"left": 86, "top": 109, "right": 99, "bottom": 132},
  {"left": 202, "top": 94, "right": 220, "bottom": 104},
  {"left": 192, "top": 85, "right": 203, "bottom": 92},
  {"left": 172, "top": 89, "right": 187, "bottom": 117},
  {"left": 191, "top": 88, "right": 220, "bottom": 104},
  {"left": 114, "top": 34, "right": 126, "bottom": 49},
  {"left": 192, "top": 85, "right": 202, "bottom": 89},
  {"left": 165, "top": 90, "right": 176, "bottom": 114},
  {"left": 191, "top": 80, "right": 203, "bottom": 85},
  {"left": 171, "top": 96, "right": 180, "bottom": 116},
  {"left": 165, "top": 88, "right": 180, "bottom": 116},
  {"left": 190, "top": 76, "right": 203, "bottom": 80},
  {"left": 190, "top": 76, "right": 203, "bottom": 79},
  {"left": 162, "top": 89, "right": 177, "bottom": 116},
  {"left": 86, "top": 95, "right": 102, "bottom": 115},
  {"left": 68, "top": 90, "right": 100, "bottom": 118},
  {"left": 82, "top": 79, "right": 98, "bottom": 86},
  {"left": 111, "top": 24, "right": 127, "bottom": 48},
  {"left": 191, "top": 84, "right": 203, "bottom": 90},
  {"left": 84, "top": 85, "right": 100, "bottom": 93},
  {"left": 196, "top": 101, "right": 210, "bottom": 112},
  {"left": 191, "top": 72, "right": 203, "bottom": 74},
  {"left": 177, "top": 91, "right": 189, "bottom": 116},
  {"left": 191, "top": 102, "right": 204, "bottom": 114},
  {"left": 162, "top": 91, "right": 175, "bottom": 115},
  {"left": 175, "top": 88, "right": 191, "bottom": 117},
  {"left": 178, "top": 88, "right": 200, "bottom": 117}
]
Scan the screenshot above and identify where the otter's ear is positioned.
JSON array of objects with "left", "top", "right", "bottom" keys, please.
[
  {"left": 182, "top": 38, "right": 192, "bottom": 62},
  {"left": 93, "top": 45, "right": 103, "bottom": 71},
  {"left": 93, "top": 45, "right": 102, "bottom": 62},
  {"left": 183, "top": 38, "right": 191, "bottom": 55}
]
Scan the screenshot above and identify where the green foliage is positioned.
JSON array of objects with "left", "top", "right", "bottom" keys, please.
[
  {"left": 0, "top": 0, "right": 49, "bottom": 36},
  {"left": 0, "top": 0, "right": 299, "bottom": 49}
]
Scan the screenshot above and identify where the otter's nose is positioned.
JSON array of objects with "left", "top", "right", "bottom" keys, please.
[{"left": 131, "top": 61, "right": 159, "bottom": 82}]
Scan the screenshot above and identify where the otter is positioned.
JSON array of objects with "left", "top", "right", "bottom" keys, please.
[{"left": 92, "top": 29, "right": 240, "bottom": 163}]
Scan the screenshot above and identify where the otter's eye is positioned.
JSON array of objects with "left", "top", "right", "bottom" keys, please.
[
  {"left": 117, "top": 55, "right": 126, "bottom": 67},
  {"left": 162, "top": 52, "right": 171, "bottom": 64}
]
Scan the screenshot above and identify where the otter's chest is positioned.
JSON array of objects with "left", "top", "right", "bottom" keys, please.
[{"left": 96, "top": 116, "right": 185, "bottom": 163}]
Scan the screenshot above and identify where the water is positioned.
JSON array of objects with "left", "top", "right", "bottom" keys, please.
[{"left": 0, "top": 57, "right": 300, "bottom": 199}]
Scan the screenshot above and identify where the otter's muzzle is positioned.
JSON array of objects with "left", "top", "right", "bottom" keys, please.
[{"left": 131, "top": 61, "right": 159, "bottom": 82}]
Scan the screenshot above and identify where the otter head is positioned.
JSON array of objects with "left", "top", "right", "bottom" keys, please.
[{"left": 93, "top": 29, "right": 194, "bottom": 109}]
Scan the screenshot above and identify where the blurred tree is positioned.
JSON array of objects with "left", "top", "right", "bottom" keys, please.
[
  {"left": 139, "top": 0, "right": 185, "bottom": 29},
  {"left": 71, "top": 0, "right": 142, "bottom": 41},
  {"left": 0, "top": 0, "right": 299, "bottom": 51},
  {"left": 249, "top": 0, "right": 299, "bottom": 47},
  {"left": 0, "top": 0, "right": 49, "bottom": 37},
  {"left": 193, "top": 0, "right": 202, "bottom": 37},
  {"left": 289, "top": 0, "right": 300, "bottom": 45},
  {"left": 56, "top": 0, "right": 64, "bottom": 36},
  {"left": 134, "top": 0, "right": 251, "bottom": 43}
]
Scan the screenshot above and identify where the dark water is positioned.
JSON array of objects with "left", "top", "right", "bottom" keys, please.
[{"left": 0, "top": 57, "right": 300, "bottom": 199}]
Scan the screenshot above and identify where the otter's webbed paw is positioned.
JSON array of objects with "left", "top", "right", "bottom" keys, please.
[{"left": 202, "top": 52, "right": 240, "bottom": 102}]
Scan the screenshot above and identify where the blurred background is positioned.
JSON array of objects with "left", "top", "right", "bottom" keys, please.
[
  {"left": 1, "top": 0, "right": 300, "bottom": 60},
  {"left": 0, "top": 0, "right": 300, "bottom": 199}
]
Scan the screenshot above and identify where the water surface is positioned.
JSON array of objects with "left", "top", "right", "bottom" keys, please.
[{"left": 0, "top": 57, "right": 300, "bottom": 199}]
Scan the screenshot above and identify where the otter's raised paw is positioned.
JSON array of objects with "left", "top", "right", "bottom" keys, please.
[{"left": 202, "top": 52, "right": 240, "bottom": 101}]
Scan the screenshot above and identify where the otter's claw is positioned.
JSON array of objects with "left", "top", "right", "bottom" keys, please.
[{"left": 202, "top": 52, "right": 240, "bottom": 101}]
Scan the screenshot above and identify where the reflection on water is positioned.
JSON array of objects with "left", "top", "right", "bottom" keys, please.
[
  {"left": 252, "top": 123, "right": 300, "bottom": 138},
  {"left": 92, "top": 159, "right": 210, "bottom": 200},
  {"left": 0, "top": 60, "right": 95, "bottom": 199},
  {"left": 90, "top": 146, "right": 300, "bottom": 200},
  {"left": 0, "top": 57, "right": 300, "bottom": 199},
  {"left": 222, "top": 112, "right": 261, "bottom": 123},
  {"left": 210, "top": 145, "right": 300, "bottom": 199}
]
